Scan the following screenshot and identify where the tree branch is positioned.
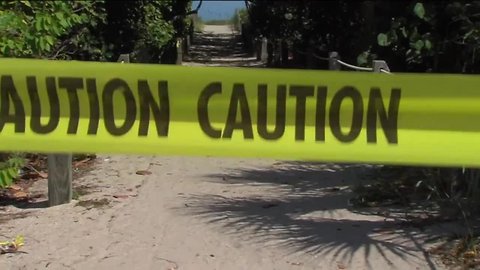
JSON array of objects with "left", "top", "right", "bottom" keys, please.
[
  {"left": 186, "top": 0, "right": 202, "bottom": 15},
  {"left": 49, "top": 44, "right": 67, "bottom": 59}
]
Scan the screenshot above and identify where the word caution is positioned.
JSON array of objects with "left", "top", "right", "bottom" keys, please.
[
  {"left": 198, "top": 82, "right": 401, "bottom": 143},
  {"left": 1, "top": 75, "right": 401, "bottom": 144}
]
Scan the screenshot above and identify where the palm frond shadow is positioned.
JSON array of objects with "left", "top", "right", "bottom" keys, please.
[
  {"left": 205, "top": 162, "right": 367, "bottom": 193},
  {"left": 180, "top": 162, "right": 445, "bottom": 269}
]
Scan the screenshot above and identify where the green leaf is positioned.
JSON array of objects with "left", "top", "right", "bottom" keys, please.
[
  {"left": 45, "top": 35, "right": 54, "bottom": 46},
  {"left": 414, "top": 40, "right": 424, "bottom": 50},
  {"left": 0, "top": 167, "right": 19, "bottom": 188},
  {"left": 35, "top": 16, "right": 42, "bottom": 31},
  {"left": 357, "top": 52, "right": 369, "bottom": 66},
  {"left": 39, "top": 37, "right": 46, "bottom": 50},
  {"left": 377, "top": 33, "right": 390, "bottom": 46},
  {"left": 71, "top": 15, "right": 81, "bottom": 23},
  {"left": 51, "top": 24, "right": 61, "bottom": 36},
  {"left": 6, "top": 155, "right": 25, "bottom": 168},
  {"left": 43, "top": 16, "right": 51, "bottom": 28},
  {"left": 414, "top": 2, "right": 425, "bottom": 19},
  {"left": 425, "top": 40, "right": 432, "bottom": 50},
  {"left": 16, "top": 43, "right": 24, "bottom": 52},
  {"left": 55, "top": 12, "right": 64, "bottom": 21},
  {"left": 59, "top": 18, "right": 69, "bottom": 28},
  {"left": 20, "top": 0, "right": 32, "bottom": 8}
]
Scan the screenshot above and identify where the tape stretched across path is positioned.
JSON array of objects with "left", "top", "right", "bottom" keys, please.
[{"left": 0, "top": 58, "right": 479, "bottom": 167}]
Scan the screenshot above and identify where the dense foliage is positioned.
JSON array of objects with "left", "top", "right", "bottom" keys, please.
[
  {"left": 106, "top": 0, "right": 192, "bottom": 63},
  {"left": 375, "top": 1, "right": 480, "bottom": 73},
  {"left": 245, "top": 0, "right": 480, "bottom": 73},
  {"left": 0, "top": 1, "right": 108, "bottom": 60},
  {"left": 0, "top": 0, "right": 193, "bottom": 63}
]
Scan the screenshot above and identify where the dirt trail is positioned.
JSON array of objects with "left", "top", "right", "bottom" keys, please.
[
  {"left": 0, "top": 25, "right": 448, "bottom": 270},
  {"left": 183, "top": 25, "right": 264, "bottom": 67}
]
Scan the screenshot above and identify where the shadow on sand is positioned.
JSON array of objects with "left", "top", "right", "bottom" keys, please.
[
  {"left": 184, "top": 29, "right": 265, "bottom": 67},
  {"left": 180, "top": 161, "right": 460, "bottom": 269}
]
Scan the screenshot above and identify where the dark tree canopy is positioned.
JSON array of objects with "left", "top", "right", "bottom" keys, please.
[{"left": 244, "top": 0, "right": 480, "bottom": 73}]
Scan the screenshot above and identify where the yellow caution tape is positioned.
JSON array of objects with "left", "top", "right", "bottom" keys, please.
[{"left": 0, "top": 58, "right": 479, "bottom": 167}]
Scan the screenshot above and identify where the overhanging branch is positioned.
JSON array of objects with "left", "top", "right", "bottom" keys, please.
[{"left": 186, "top": 0, "right": 203, "bottom": 15}]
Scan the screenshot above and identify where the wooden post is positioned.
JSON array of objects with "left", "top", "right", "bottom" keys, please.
[
  {"left": 260, "top": 37, "right": 268, "bottom": 62},
  {"left": 176, "top": 38, "right": 183, "bottom": 65},
  {"left": 329, "top": 51, "right": 341, "bottom": 70},
  {"left": 48, "top": 154, "right": 72, "bottom": 206},
  {"left": 117, "top": 53, "right": 130, "bottom": 63},
  {"left": 373, "top": 60, "right": 390, "bottom": 73},
  {"left": 255, "top": 39, "right": 261, "bottom": 60}
]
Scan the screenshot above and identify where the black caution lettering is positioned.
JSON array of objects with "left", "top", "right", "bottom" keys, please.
[
  {"left": 223, "top": 83, "right": 253, "bottom": 139},
  {"left": 138, "top": 80, "right": 169, "bottom": 136},
  {"left": 367, "top": 88, "right": 401, "bottom": 144},
  {"left": 315, "top": 86, "right": 327, "bottom": 141},
  {"left": 86, "top": 78, "right": 100, "bottom": 135},
  {"left": 58, "top": 77, "right": 83, "bottom": 134},
  {"left": 103, "top": 78, "right": 136, "bottom": 136},
  {"left": 198, "top": 82, "right": 222, "bottom": 138},
  {"left": 257, "top": 84, "right": 286, "bottom": 140},
  {"left": 289, "top": 85, "right": 314, "bottom": 141},
  {"left": 27, "top": 76, "right": 59, "bottom": 134},
  {"left": 329, "top": 86, "right": 363, "bottom": 143},
  {"left": 0, "top": 75, "right": 25, "bottom": 133}
]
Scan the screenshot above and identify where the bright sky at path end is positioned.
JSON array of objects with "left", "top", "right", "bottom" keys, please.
[{"left": 192, "top": 0, "right": 246, "bottom": 20}]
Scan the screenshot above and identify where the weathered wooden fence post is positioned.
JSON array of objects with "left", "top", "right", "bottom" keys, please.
[
  {"left": 117, "top": 53, "right": 130, "bottom": 63},
  {"left": 176, "top": 38, "right": 183, "bottom": 65},
  {"left": 373, "top": 60, "right": 390, "bottom": 73},
  {"left": 329, "top": 51, "right": 341, "bottom": 70},
  {"left": 260, "top": 37, "right": 268, "bottom": 62},
  {"left": 48, "top": 153, "right": 72, "bottom": 206},
  {"left": 255, "top": 38, "right": 261, "bottom": 60}
]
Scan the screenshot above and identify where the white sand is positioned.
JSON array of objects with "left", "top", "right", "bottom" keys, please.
[{"left": 0, "top": 156, "right": 446, "bottom": 270}]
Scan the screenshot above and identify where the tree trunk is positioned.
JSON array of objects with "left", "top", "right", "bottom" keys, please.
[{"left": 359, "top": 1, "right": 375, "bottom": 53}]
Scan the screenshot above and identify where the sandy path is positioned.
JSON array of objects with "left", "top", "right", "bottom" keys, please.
[{"left": 0, "top": 25, "right": 447, "bottom": 270}]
